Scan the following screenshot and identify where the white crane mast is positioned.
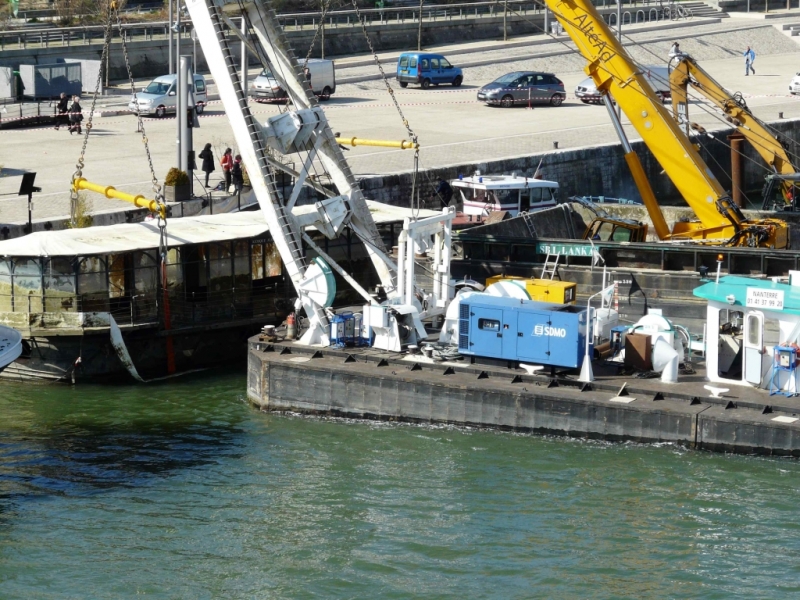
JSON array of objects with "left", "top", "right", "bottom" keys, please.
[{"left": 184, "top": 0, "right": 452, "bottom": 348}]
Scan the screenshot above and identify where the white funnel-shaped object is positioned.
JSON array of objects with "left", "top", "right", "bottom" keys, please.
[{"left": 652, "top": 338, "right": 679, "bottom": 384}]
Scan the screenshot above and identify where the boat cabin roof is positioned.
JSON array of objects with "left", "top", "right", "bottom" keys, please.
[
  {"left": 451, "top": 175, "right": 559, "bottom": 191},
  {"left": 693, "top": 275, "right": 800, "bottom": 316},
  {"left": 0, "top": 201, "right": 431, "bottom": 258}
]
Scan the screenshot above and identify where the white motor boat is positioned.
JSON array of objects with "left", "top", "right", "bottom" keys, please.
[{"left": 0, "top": 326, "right": 22, "bottom": 373}]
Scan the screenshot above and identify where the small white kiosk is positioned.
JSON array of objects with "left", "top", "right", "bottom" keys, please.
[{"left": 694, "top": 275, "right": 800, "bottom": 394}]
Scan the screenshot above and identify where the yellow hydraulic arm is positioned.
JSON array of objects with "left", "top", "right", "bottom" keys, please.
[
  {"left": 669, "top": 54, "right": 797, "bottom": 206},
  {"left": 73, "top": 178, "right": 167, "bottom": 219},
  {"left": 547, "top": 0, "right": 789, "bottom": 248}
]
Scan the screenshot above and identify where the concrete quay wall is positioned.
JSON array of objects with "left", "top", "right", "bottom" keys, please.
[
  {"left": 361, "top": 118, "right": 800, "bottom": 215},
  {"left": 248, "top": 341, "right": 800, "bottom": 456}
]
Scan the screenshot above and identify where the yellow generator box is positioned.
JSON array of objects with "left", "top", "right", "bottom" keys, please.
[{"left": 485, "top": 275, "right": 577, "bottom": 304}]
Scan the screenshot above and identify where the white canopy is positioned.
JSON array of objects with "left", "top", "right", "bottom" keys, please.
[{"left": 0, "top": 201, "right": 432, "bottom": 258}]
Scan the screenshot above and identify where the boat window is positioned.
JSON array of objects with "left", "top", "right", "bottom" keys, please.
[
  {"left": 234, "top": 241, "right": 249, "bottom": 276},
  {"left": 165, "top": 247, "right": 183, "bottom": 290},
  {"left": 12, "top": 258, "right": 42, "bottom": 312},
  {"left": 0, "top": 259, "right": 11, "bottom": 311},
  {"left": 252, "top": 242, "right": 282, "bottom": 280},
  {"left": 108, "top": 254, "right": 127, "bottom": 299},
  {"left": 183, "top": 245, "right": 208, "bottom": 298},
  {"left": 530, "top": 187, "right": 555, "bottom": 204},
  {"left": 209, "top": 243, "right": 232, "bottom": 291},
  {"left": 44, "top": 258, "right": 76, "bottom": 312},
  {"left": 133, "top": 251, "right": 157, "bottom": 294},
  {"left": 478, "top": 318, "right": 500, "bottom": 331},
  {"left": 747, "top": 314, "right": 760, "bottom": 346},
  {"left": 494, "top": 190, "right": 516, "bottom": 206},
  {"left": 78, "top": 256, "right": 107, "bottom": 312}
]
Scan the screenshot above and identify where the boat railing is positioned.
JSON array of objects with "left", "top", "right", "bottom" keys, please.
[{"left": 0, "top": 285, "right": 287, "bottom": 330}]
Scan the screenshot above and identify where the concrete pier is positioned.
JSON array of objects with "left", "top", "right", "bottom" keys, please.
[{"left": 248, "top": 339, "right": 800, "bottom": 456}]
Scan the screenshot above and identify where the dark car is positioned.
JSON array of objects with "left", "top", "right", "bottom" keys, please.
[{"left": 477, "top": 71, "right": 566, "bottom": 108}]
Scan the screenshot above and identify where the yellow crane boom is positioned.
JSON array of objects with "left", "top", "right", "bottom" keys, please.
[
  {"left": 547, "top": 0, "right": 789, "bottom": 248},
  {"left": 669, "top": 54, "right": 797, "bottom": 207}
]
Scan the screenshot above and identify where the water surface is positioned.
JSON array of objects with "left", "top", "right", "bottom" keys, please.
[{"left": 1, "top": 372, "right": 799, "bottom": 598}]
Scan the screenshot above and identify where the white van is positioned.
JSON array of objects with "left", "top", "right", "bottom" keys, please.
[
  {"left": 128, "top": 73, "right": 208, "bottom": 118},
  {"left": 249, "top": 58, "right": 335, "bottom": 102}
]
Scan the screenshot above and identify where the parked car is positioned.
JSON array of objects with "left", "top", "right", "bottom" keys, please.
[
  {"left": 477, "top": 72, "right": 565, "bottom": 107},
  {"left": 250, "top": 58, "right": 336, "bottom": 102},
  {"left": 575, "top": 66, "right": 670, "bottom": 104},
  {"left": 128, "top": 73, "right": 207, "bottom": 118},
  {"left": 790, "top": 72, "right": 800, "bottom": 95},
  {"left": 396, "top": 52, "right": 463, "bottom": 89}
]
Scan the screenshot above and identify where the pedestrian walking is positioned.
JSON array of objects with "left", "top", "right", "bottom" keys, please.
[
  {"left": 232, "top": 154, "right": 244, "bottom": 196},
  {"left": 744, "top": 46, "right": 756, "bottom": 76},
  {"left": 55, "top": 92, "right": 69, "bottom": 130},
  {"left": 198, "top": 143, "right": 215, "bottom": 188},
  {"left": 68, "top": 95, "right": 83, "bottom": 135},
  {"left": 220, "top": 147, "right": 233, "bottom": 192}
]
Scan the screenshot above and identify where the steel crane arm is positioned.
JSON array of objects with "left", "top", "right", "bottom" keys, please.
[
  {"left": 548, "top": 0, "right": 735, "bottom": 232},
  {"left": 669, "top": 55, "right": 796, "bottom": 203}
]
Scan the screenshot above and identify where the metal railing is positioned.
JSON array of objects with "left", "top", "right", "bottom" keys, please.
[
  {"left": 0, "top": 0, "right": 702, "bottom": 50},
  {"left": 0, "top": 285, "right": 287, "bottom": 329}
]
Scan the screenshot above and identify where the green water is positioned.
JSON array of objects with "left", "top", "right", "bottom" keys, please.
[{"left": 1, "top": 372, "right": 800, "bottom": 599}]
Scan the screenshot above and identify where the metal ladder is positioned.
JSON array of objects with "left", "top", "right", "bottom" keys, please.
[
  {"left": 520, "top": 211, "right": 537, "bottom": 238},
  {"left": 541, "top": 253, "right": 559, "bottom": 280},
  {"left": 209, "top": 4, "right": 307, "bottom": 274}
]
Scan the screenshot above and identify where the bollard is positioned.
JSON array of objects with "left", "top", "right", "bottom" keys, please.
[
  {"left": 553, "top": 141, "right": 559, "bottom": 149},
  {"left": 779, "top": 112, "right": 784, "bottom": 119}
]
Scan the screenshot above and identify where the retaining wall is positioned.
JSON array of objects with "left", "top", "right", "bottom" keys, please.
[{"left": 360, "top": 118, "right": 800, "bottom": 215}]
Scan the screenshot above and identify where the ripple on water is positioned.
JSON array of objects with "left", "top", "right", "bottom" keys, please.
[{"left": 1, "top": 375, "right": 800, "bottom": 598}]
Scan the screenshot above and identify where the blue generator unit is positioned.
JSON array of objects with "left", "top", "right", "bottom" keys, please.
[{"left": 457, "top": 295, "right": 589, "bottom": 368}]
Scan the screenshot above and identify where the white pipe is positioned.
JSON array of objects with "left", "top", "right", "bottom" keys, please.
[
  {"left": 405, "top": 220, "right": 415, "bottom": 307},
  {"left": 397, "top": 230, "right": 407, "bottom": 302}
]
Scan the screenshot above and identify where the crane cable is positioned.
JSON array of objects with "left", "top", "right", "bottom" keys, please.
[
  {"left": 70, "top": 0, "right": 165, "bottom": 231},
  {"left": 349, "top": 0, "right": 421, "bottom": 217}
]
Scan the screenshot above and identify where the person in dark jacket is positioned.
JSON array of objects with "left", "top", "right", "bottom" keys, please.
[
  {"left": 434, "top": 178, "right": 453, "bottom": 207},
  {"left": 232, "top": 154, "right": 244, "bottom": 196},
  {"left": 198, "top": 143, "right": 215, "bottom": 187},
  {"left": 55, "top": 93, "right": 69, "bottom": 130},
  {"left": 68, "top": 96, "right": 83, "bottom": 135}
]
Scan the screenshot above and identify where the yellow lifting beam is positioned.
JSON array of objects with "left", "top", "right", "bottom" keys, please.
[
  {"left": 334, "top": 137, "right": 419, "bottom": 150},
  {"left": 72, "top": 178, "right": 166, "bottom": 219}
]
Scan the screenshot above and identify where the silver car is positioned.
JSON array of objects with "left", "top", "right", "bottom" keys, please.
[{"left": 477, "top": 71, "right": 566, "bottom": 108}]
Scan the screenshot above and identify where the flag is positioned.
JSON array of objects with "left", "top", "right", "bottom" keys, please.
[
  {"left": 533, "top": 157, "right": 544, "bottom": 179},
  {"left": 600, "top": 284, "right": 615, "bottom": 308}
]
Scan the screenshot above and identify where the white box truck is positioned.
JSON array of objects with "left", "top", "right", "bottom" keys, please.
[{"left": 249, "top": 58, "right": 335, "bottom": 102}]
